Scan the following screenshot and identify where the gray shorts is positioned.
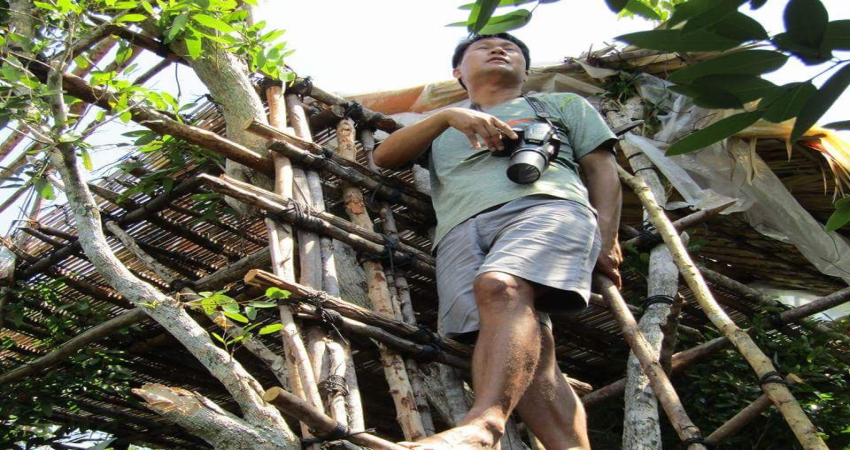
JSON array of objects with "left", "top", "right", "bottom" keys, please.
[{"left": 436, "top": 195, "right": 601, "bottom": 338}]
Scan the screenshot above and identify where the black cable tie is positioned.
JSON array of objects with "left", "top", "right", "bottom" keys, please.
[
  {"left": 759, "top": 371, "right": 787, "bottom": 388},
  {"left": 415, "top": 343, "right": 442, "bottom": 362},
  {"left": 302, "top": 423, "right": 352, "bottom": 445},
  {"left": 644, "top": 295, "right": 675, "bottom": 309},
  {"left": 681, "top": 437, "right": 714, "bottom": 449},
  {"left": 404, "top": 325, "right": 441, "bottom": 345},
  {"left": 169, "top": 279, "right": 195, "bottom": 292},
  {"left": 288, "top": 76, "right": 313, "bottom": 100}
]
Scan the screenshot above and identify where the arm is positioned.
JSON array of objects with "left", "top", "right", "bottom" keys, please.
[
  {"left": 373, "top": 108, "right": 518, "bottom": 169},
  {"left": 579, "top": 146, "right": 623, "bottom": 287}
]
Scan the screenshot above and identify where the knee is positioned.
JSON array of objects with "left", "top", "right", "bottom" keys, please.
[{"left": 473, "top": 272, "right": 532, "bottom": 309}]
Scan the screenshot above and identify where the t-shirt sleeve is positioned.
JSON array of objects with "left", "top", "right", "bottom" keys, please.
[{"left": 557, "top": 94, "right": 617, "bottom": 160}]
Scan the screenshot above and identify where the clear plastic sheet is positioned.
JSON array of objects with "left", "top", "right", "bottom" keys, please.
[{"left": 634, "top": 74, "right": 850, "bottom": 285}]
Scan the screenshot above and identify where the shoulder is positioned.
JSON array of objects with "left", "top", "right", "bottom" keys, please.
[{"left": 532, "top": 92, "right": 584, "bottom": 110}]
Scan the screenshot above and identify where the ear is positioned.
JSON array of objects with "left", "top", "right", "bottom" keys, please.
[{"left": 452, "top": 67, "right": 462, "bottom": 80}]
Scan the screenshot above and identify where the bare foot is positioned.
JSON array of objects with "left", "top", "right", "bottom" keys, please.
[{"left": 398, "top": 420, "right": 502, "bottom": 450}]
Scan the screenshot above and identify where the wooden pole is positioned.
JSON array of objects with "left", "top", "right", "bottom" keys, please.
[
  {"left": 285, "top": 93, "right": 359, "bottom": 429},
  {"left": 244, "top": 269, "right": 473, "bottom": 359},
  {"left": 333, "top": 118, "right": 426, "bottom": 441},
  {"left": 597, "top": 275, "right": 707, "bottom": 449},
  {"left": 264, "top": 84, "right": 325, "bottom": 447},
  {"left": 363, "top": 128, "right": 436, "bottom": 436},
  {"left": 263, "top": 387, "right": 409, "bottom": 450},
  {"left": 618, "top": 165, "right": 828, "bottom": 450}
]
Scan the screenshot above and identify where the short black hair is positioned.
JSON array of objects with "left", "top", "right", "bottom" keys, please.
[{"left": 452, "top": 33, "right": 531, "bottom": 70}]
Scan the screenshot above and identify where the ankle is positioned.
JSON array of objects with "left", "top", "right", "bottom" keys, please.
[{"left": 462, "top": 411, "right": 506, "bottom": 441}]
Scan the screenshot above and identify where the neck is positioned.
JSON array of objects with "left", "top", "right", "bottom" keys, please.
[{"left": 467, "top": 84, "right": 523, "bottom": 110}]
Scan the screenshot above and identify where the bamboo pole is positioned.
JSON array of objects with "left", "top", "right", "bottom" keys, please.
[
  {"left": 199, "top": 174, "right": 436, "bottom": 277},
  {"left": 618, "top": 165, "right": 828, "bottom": 450},
  {"left": 244, "top": 269, "right": 473, "bottom": 360},
  {"left": 331, "top": 117, "right": 426, "bottom": 441},
  {"left": 597, "top": 275, "right": 707, "bottom": 449},
  {"left": 264, "top": 85, "right": 325, "bottom": 447},
  {"left": 286, "top": 94, "right": 365, "bottom": 429}
]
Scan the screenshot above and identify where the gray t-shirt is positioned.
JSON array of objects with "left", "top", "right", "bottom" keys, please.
[{"left": 427, "top": 92, "right": 616, "bottom": 249}]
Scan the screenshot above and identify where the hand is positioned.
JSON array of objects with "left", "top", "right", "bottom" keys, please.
[
  {"left": 442, "top": 108, "right": 518, "bottom": 152},
  {"left": 594, "top": 241, "right": 623, "bottom": 289}
]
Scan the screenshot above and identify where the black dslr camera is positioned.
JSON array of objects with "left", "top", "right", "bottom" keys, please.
[{"left": 492, "top": 121, "right": 563, "bottom": 184}]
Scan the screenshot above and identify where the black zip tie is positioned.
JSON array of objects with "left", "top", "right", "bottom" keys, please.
[
  {"left": 644, "top": 295, "right": 675, "bottom": 309},
  {"left": 759, "top": 371, "right": 787, "bottom": 388},
  {"left": 404, "top": 325, "right": 442, "bottom": 345},
  {"left": 288, "top": 76, "right": 313, "bottom": 100},
  {"left": 681, "top": 437, "right": 713, "bottom": 449},
  {"left": 318, "top": 374, "right": 349, "bottom": 397},
  {"left": 265, "top": 201, "right": 326, "bottom": 234},
  {"left": 169, "top": 279, "right": 195, "bottom": 292},
  {"left": 415, "top": 343, "right": 442, "bottom": 362},
  {"left": 358, "top": 234, "right": 413, "bottom": 273},
  {"left": 634, "top": 166, "right": 657, "bottom": 176},
  {"left": 635, "top": 220, "right": 663, "bottom": 249},
  {"left": 302, "top": 423, "right": 363, "bottom": 445},
  {"left": 307, "top": 293, "right": 345, "bottom": 340}
]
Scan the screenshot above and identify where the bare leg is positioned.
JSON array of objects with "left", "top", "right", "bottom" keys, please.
[
  {"left": 515, "top": 327, "right": 591, "bottom": 450},
  {"left": 401, "top": 271, "right": 542, "bottom": 450}
]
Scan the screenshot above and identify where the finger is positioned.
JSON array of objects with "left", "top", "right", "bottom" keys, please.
[
  {"left": 473, "top": 125, "right": 502, "bottom": 152},
  {"left": 493, "top": 119, "right": 519, "bottom": 139},
  {"left": 462, "top": 130, "right": 481, "bottom": 150}
]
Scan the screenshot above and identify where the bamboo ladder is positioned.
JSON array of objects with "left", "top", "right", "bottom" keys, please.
[{"left": 612, "top": 163, "right": 829, "bottom": 450}]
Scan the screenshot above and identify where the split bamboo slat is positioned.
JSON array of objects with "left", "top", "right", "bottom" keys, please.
[
  {"left": 335, "top": 118, "right": 427, "bottom": 441},
  {"left": 263, "top": 85, "right": 325, "bottom": 446},
  {"left": 617, "top": 165, "right": 828, "bottom": 450}
]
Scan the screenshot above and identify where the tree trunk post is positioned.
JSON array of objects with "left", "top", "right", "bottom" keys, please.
[{"left": 335, "top": 118, "right": 427, "bottom": 441}]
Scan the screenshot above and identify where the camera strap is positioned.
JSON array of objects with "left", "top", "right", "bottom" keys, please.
[{"left": 522, "top": 95, "right": 567, "bottom": 135}]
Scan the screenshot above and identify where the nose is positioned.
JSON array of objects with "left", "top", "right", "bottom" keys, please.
[{"left": 490, "top": 46, "right": 508, "bottom": 55}]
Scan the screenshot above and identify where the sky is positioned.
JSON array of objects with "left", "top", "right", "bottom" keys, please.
[{"left": 0, "top": 0, "right": 849, "bottom": 234}]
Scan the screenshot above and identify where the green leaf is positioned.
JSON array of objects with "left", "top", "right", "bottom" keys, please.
[
  {"left": 616, "top": 30, "right": 740, "bottom": 52},
  {"left": 666, "top": 110, "right": 764, "bottom": 156},
  {"left": 116, "top": 13, "right": 147, "bottom": 23},
  {"left": 80, "top": 149, "right": 93, "bottom": 171},
  {"left": 772, "top": 32, "right": 833, "bottom": 65},
  {"left": 669, "top": 84, "right": 743, "bottom": 109},
  {"left": 223, "top": 311, "right": 249, "bottom": 323},
  {"left": 140, "top": 1, "right": 155, "bottom": 15},
  {"left": 824, "top": 20, "right": 850, "bottom": 51},
  {"left": 624, "top": 0, "right": 660, "bottom": 21},
  {"left": 193, "top": 13, "right": 236, "bottom": 34},
  {"left": 692, "top": 74, "right": 778, "bottom": 103},
  {"left": 707, "top": 12, "right": 768, "bottom": 42},
  {"left": 668, "top": 0, "right": 716, "bottom": 27},
  {"left": 33, "top": 1, "right": 57, "bottom": 11},
  {"left": 750, "top": 0, "right": 767, "bottom": 9},
  {"left": 249, "top": 301, "right": 277, "bottom": 308},
  {"left": 605, "top": 0, "right": 629, "bottom": 13},
  {"left": 791, "top": 63, "right": 850, "bottom": 141},
  {"left": 668, "top": 50, "right": 788, "bottom": 84},
  {"left": 167, "top": 13, "right": 189, "bottom": 43},
  {"left": 479, "top": 9, "right": 532, "bottom": 34},
  {"left": 470, "top": 0, "right": 501, "bottom": 33},
  {"left": 245, "top": 306, "right": 257, "bottom": 320},
  {"left": 185, "top": 29, "right": 202, "bottom": 60},
  {"left": 265, "top": 287, "right": 291, "bottom": 299},
  {"left": 258, "top": 323, "right": 283, "bottom": 335},
  {"left": 681, "top": 0, "right": 745, "bottom": 34},
  {"left": 823, "top": 120, "right": 850, "bottom": 130},
  {"left": 784, "top": 0, "right": 828, "bottom": 49},
  {"left": 825, "top": 198, "right": 850, "bottom": 232},
  {"left": 72, "top": 54, "right": 89, "bottom": 69},
  {"left": 211, "top": 332, "right": 225, "bottom": 344},
  {"left": 759, "top": 82, "right": 817, "bottom": 123},
  {"left": 34, "top": 178, "right": 55, "bottom": 200}
]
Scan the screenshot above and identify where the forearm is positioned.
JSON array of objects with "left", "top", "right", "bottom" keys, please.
[
  {"left": 372, "top": 110, "right": 451, "bottom": 168},
  {"left": 582, "top": 155, "right": 622, "bottom": 252}
]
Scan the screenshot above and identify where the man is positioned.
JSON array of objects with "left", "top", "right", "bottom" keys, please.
[{"left": 373, "top": 33, "right": 622, "bottom": 450}]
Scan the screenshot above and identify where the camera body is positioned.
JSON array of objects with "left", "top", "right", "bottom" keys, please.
[{"left": 492, "top": 121, "right": 563, "bottom": 184}]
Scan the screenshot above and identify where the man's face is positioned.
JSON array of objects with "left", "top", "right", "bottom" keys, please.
[{"left": 453, "top": 37, "right": 528, "bottom": 88}]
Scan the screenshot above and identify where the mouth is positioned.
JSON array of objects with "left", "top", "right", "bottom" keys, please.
[{"left": 487, "top": 57, "right": 509, "bottom": 64}]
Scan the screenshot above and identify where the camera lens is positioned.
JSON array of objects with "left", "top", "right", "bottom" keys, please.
[{"left": 507, "top": 147, "right": 549, "bottom": 184}]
